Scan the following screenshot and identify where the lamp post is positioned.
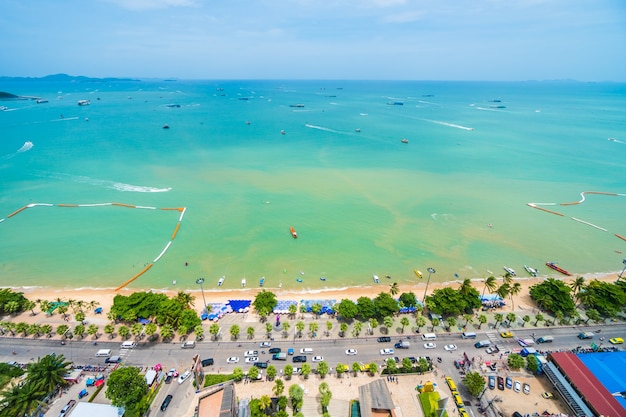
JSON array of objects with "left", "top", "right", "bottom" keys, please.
[
  {"left": 196, "top": 278, "right": 208, "bottom": 316},
  {"left": 619, "top": 259, "right": 626, "bottom": 280},
  {"left": 423, "top": 267, "right": 436, "bottom": 303}
]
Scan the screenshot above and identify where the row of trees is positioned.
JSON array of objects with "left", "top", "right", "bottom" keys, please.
[
  {"left": 247, "top": 379, "right": 332, "bottom": 417},
  {"left": 0, "top": 354, "right": 73, "bottom": 417}
]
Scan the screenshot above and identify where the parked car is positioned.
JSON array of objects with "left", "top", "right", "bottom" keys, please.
[
  {"left": 345, "top": 349, "right": 357, "bottom": 356},
  {"left": 178, "top": 371, "right": 191, "bottom": 384},
  {"left": 497, "top": 376, "right": 504, "bottom": 390},
  {"left": 488, "top": 376, "right": 495, "bottom": 390},
  {"left": 164, "top": 374, "right": 173, "bottom": 384},
  {"left": 523, "top": 383, "right": 530, "bottom": 395},
  {"left": 167, "top": 369, "right": 179, "bottom": 377},
  {"left": 542, "top": 392, "right": 554, "bottom": 399},
  {"left": 312, "top": 356, "right": 324, "bottom": 362},
  {"left": 253, "top": 362, "right": 268, "bottom": 369},
  {"left": 181, "top": 341, "right": 196, "bottom": 349},
  {"left": 377, "top": 336, "right": 391, "bottom": 343},
  {"left": 160, "top": 394, "right": 173, "bottom": 411},
  {"left": 505, "top": 376, "right": 513, "bottom": 389},
  {"left": 227, "top": 357, "right": 239, "bottom": 364},
  {"left": 514, "top": 381, "right": 521, "bottom": 393},
  {"left": 424, "top": 342, "right": 436, "bottom": 349},
  {"left": 59, "top": 400, "right": 76, "bottom": 417},
  {"left": 260, "top": 341, "right": 272, "bottom": 347}
]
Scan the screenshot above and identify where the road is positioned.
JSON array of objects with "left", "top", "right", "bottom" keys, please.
[{"left": 2, "top": 323, "right": 624, "bottom": 415}]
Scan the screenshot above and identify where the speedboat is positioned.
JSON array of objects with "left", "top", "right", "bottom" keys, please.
[
  {"left": 503, "top": 266, "right": 516, "bottom": 276},
  {"left": 290, "top": 226, "right": 298, "bottom": 239},
  {"left": 319, "top": 277, "right": 326, "bottom": 281},
  {"left": 414, "top": 270, "right": 423, "bottom": 279},
  {"left": 401, "top": 138, "right": 409, "bottom": 143},
  {"left": 546, "top": 262, "right": 571, "bottom": 276},
  {"left": 524, "top": 265, "right": 538, "bottom": 277},
  {"left": 241, "top": 278, "right": 246, "bottom": 287},
  {"left": 296, "top": 278, "right": 303, "bottom": 283},
  {"left": 289, "top": 104, "right": 305, "bottom": 108},
  {"left": 373, "top": 274, "right": 379, "bottom": 283},
  {"left": 259, "top": 277, "right": 265, "bottom": 287},
  {"left": 77, "top": 99, "right": 90, "bottom": 106},
  {"left": 36, "top": 98, "right": 48, "bottom": 104},
  {"left": 217, "top": 276, "right": 225, "bottom": 286}
]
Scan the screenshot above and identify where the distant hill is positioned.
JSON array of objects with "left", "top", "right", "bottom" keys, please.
[
  {"left": 0, "top": 73, "right": 138, "bottom": 82},
  {"left": 0, "top": 92, "right": 19, "bottom": 99}
]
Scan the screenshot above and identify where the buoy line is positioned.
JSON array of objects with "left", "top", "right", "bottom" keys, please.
[{"left": 1, "top": 202, "right": 187, "bottom": 291}]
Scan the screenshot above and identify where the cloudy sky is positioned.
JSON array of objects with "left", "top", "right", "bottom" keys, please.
[{"left": 1, "top": 0, "right": 625, "bottom": 81}]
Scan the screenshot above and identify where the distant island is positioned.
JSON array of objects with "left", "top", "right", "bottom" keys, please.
[{"left": 0, "top": 73, "right": 138, "bottom": 82}]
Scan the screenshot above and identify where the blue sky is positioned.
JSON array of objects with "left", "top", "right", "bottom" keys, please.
[{"left": 1, "top": 0, "right": 625, "bottom": 81}]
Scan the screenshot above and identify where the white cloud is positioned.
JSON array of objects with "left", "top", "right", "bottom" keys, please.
[
  {"left": 100, "top": 0, "right": 197, "bottom": 11},
  {"left": 381, "top": 9, "right": 424, "bottom": 23}
]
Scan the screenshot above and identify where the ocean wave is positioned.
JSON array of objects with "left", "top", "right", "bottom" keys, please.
[{"left": 33, "top": 171, "right": 171, "bottom": 192}]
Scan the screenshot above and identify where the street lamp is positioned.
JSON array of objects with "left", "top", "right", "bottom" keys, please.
[
  {"left": 423, "top": 267, "right": 436, "bottom": 303},
  {"left": 196, "top": 278, "right": 208, "bottom": 317},
  {"left": 619, "top": 259, "right": 626, "bottom": 280}
]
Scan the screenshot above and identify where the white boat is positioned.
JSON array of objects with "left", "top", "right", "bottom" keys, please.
[
  {"left": 503, "top": 266, "right": 516, "bottom": 276},
  {"left": 241, "top": 278, "right": 246, "bottom": 287},
  {"left": 524, "top": 265, "right": 538, "bottom": 277},
  {"left": 217, "top": 276, "right": 225, "bottom": 286},
  {"left": 36, "top": 98, "right": 48, "bottom": 104},
  {"left": 77, "top": 99, "right": 91, "bottom": 106},
  {"left": 373, "top": 274, "right": 379, "bottom": 283}
]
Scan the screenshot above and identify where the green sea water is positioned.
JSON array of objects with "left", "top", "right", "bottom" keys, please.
[{"left": 1, "top": 79, "right": 625, "bottom": 291}]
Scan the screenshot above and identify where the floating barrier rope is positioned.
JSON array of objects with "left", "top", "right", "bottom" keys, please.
[
  {"left": 1, "top": 202, "right": 187, "bottom": 291},
  {"left": 528, "top": 191, "right": 625, "bottom": 241}
]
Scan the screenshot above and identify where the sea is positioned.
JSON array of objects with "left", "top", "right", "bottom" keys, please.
[{"left": 1, "top": 78, "right": 625, "bottom": 292}]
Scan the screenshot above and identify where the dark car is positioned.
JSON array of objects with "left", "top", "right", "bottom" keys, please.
[
  {"left": 254, "top": 362, "right": 268, "bottom": 369},
  {"left": 105, "top": 356, "right": 122, "bottom": 364},
  {"left": 497, "top": 376, "right": 505, "bottom": 390},
  {"left": 377, "top": 336, "right": 391, "bottom": 343},
  {"left": 292, "top": 355, "right": 307, "bottom": 363},
  {"left": 407, "top": 356, "right": 417, "bottom": 364},
  {"left": 164, "top": 374, "right": 173, "bottom": 384},
  {"left": 512, "top": 412, "right": 523, "bottom": 417},
  {"left": 160, "top": 395, "right": 173, "bottom": 411},
  {"left": 201, "top": 358, "right": 214, "bottom": 367},
  {"left": 269, "top": 348, "right": 281, "bottom": 354}
]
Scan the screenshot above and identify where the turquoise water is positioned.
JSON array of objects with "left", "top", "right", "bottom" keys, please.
[{"left": 1, "top": 79, "right": 625, "bottom": 291}]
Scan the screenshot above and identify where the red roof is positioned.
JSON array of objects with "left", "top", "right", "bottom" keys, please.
[{"left": 550, "top": 352, "right": 624, "bottom": 417}]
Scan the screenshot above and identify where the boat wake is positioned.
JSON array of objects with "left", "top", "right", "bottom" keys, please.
[
  {"left": 418, "top": 118, "right": 474, "bottom": 131},
  {"left": 0, "top": 141, "right": 34, "bottom": 160},
  {"left": 33, "top": 171, "right": 172, "bottom": 192},
  {"left": 305, "top": 123, "right": 352, "bottom": 136}
]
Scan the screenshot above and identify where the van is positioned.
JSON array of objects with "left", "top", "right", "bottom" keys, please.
[
  {"left": 537, "top": 335, "right": 554, "bottom": 343},
  {"left": 201, "top": 358, "right": 214, "bottom": 367},
  {"left": 474, "top": 340, "right": 491, "bottom": 348},
  {"left": 181, "top": 341, "right": 196, "bottom": 349},
  {"left": 300, "top": 348, "right": 313, "bottom": 354},
  {"left": 121, "top": 341, "right": 136, "bottom": 349},
  {"left": 461, "top": 332, "right": 477, "bottom": 339},
  {"left": 160, "top": 394, "right": 173, "bottom": 411},
  {"left": 105, "top": 356, "right": 122, "bottom": 364},
  {"left": 421, "top": 333, "right": 437, "bottom": 341},
  {"left": 95, "top": 349, "right": 112, "bottom": 357}
]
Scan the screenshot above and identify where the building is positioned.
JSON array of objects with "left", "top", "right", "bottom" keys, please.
[
  {"left": 197, "top": 381, "right": 238, "bottom": 417},
  {"left": 358, "top": 379, "right": 396, "bottom": 417}
]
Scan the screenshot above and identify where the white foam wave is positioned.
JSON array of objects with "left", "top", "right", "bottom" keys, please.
[
  {"left": 17, "top": 141, "right": 34, "bottom": 153},
  {"left": 33, "top": 171, "right": 171, "bottom": 193},
  {"left": 305, "top": 123, "right": 340, "bottom": 133},
  {"left": 419, "top": 118, "right": 474, "bottom": 131}
]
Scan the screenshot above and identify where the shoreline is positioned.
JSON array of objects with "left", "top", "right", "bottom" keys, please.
[{"left": 7, "top": 271, "right": 622, "bottom": 312}]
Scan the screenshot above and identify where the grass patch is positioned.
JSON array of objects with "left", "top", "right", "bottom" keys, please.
[
  {"left": 203, "top": 373, "right": 236, "bottom": 388},
  {"left": 418, "top": 391, "right": 448, "bottom": 417}
]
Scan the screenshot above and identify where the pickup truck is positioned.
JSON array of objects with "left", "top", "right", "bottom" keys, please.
[
  {"left": 272, "top": 352, "right": 287, "bottom": 361},
  {"left": 394, "top": 340, "right": 410, "bottom": 349},
  {"left": 578, "top": 332, "right": 594, "bottom": 340}
]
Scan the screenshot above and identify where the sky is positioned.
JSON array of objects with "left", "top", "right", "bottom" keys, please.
[{"left": 0, "top": 0, "right": 625, "bottom": 81}]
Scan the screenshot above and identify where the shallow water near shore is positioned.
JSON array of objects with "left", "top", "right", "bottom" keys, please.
[{"left": 1, "top": 79, "right": 625, "bottom": 291}]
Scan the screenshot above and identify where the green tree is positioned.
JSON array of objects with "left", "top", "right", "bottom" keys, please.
[
  {"left": 252, "top": 290, "right": 278, "bottom": 317},
  {"left": 507, "top": 353, "right": 525, "bottom": 370},
  {"left": 400, "top": 317, "right": 410, "bottom": 332},
  {"left": 56, "top": 324, "right": 69, "bottom": 338},
  {"left": 106, "top": 366, "right": 149, "bottom": 414},
  {"left": 529, "top": 278, "right": 576, "bottom": 317},
  {"left": 209, "top": 323, "right": 220, "bottom": 340},
  {"left": 430, "top": 318, "right": 440, "bottom": 331},
  {"left": 339, "top": 322, "right": 349, "bottom": 337},
  {"left": 526, "top": 354, "right": 539, "bottom": 374},
  {"left": 289, "top": 383, "right": 304, "bottom": 413},
  {"left": 352, "top": 321, "right": 363, "bottom": 337},
  {"left": 104, "top": 323, "right": 115, "bottom": 339},
  {"left": 586, "top": 308, "right": 602, "bottom": 323},
  {"left": 295, "top": 321, "right": 305, "bottom": 337},
  {"left": 229, "top": 324, "right": 240, "bottom": 340},
  {"left": 522, "top": 315, "right": 531, "bottom": 327},
  {"left": 351, "top": 362, "right": 361, "bottom": 376},
  {"left": 534, "top": 313, "right": 544, "bottom": 326},
  {"left": 0, "top": 380, "right": 46, "bottom": 417},
  {"left": 265, "top": 322, "right": 273, "bottom": 338},
  {"left": 494, "top": 313, "right": 503, "bottom": 328},
  {"left": 259, "top": 395, "right": 272, "bottom": 415},
  {"left": 389, "top": 282, "right": 399, "bottom": 296},
  {"left": 194, "top": 324, "right": 204, "bottom": 340},
  {"left": 233, "top": 367, "right": 244, "bottom": 381},
  {"left": 463, "top": 371, "right": 486, "bottom": 397},
  {"left": 416, "top": 315, "right": 427, "bottom": 332},
  {"left": 319, "top": 382, "right": 332, "bottom": 413},
  {"left": 309, "top": 321, "right": 319, "bottom": 337},
  {"left": 301, "top": 363, "right": 311, "bottom": 379},
  {"left": 446, "top": 316, "right": 457, "bottom": 331},
  {"left": 75, "top": 311, "right": 86, "bottom": 324},
  {"left": 477, "top": 314, "right": 487, "bottom": 329},
  {"left": 284, "top": 364, "right": 294, "bottom": 379},
  {"left": 247, "top": 366, "right": 259, "bottom": 381},
  {"left": 509, "top": 282, "right": 522, "bottom": 311},
  {"left": 368, "top": 362, "right": 378, "bottom": 375},
  {"left": 483, "top": 276, "right": 498, "bottom": 296},
  {"left": 145, "top": 322, "right": 157, "bottom": 340},
  {"left": 506, "top": 313, "right": 517, "bottom": 326},
  {"left": 356, "top": 297, "right": 376, "bottom": 319},
  {"left": 311, "top": 303, "right": 323, "bottom": 317},
  {"left": 282, "top": 321, "right": 291, "bottom": 337},
  {"left": 27, "top": 353, "right": 72, "bottom": 393},
  {"left": 267, "top": 365, "right": 277, "bottom": 380},
  {"left": 383, "top": 316, "right": 394, "bottom": 332},
  {"left": 369, "top": 318, "right": 379, "bottom": 335},
  {"left": 23, "top": 300, "right": 37, "bottom": 316},
  {"left": 88, "top": 324, "right": 99, "bottom": 339},
  {"left": 398, "top": 292, "right": 417, "bottom": 308},
  {"left": 159, "top": 324, "right": 174, "bottom": 340},
  {"left": 374, "top": 292, "right": 400, "bottom": 317},
  {"left": 336, "top": 299, "right": 358, "bottom": 320},
  {"left": 288, "top": 303, "right": 297, "bottom": 318},
  {"left": 326, "top": 320, "right": 333, "bottom": 336},
  {"left": 496, "top": 283, "right": 510, "bottom": 300},
  {"left": 317, "top": 361, "right": 329, "bottom": 378},
  {"left": 41, "top": 324, "right": 53, "bottom": 337},
  {"left": 247, "top": 325, "right": 255, "bottom": 339},
  {"left": 385, "top": 358, "right": 397, "bottom": 374},
  {"left": 402, "top": 357, "right": 413, "bottom": 373},
  {"left": 131, "top": 322, "right": 143, "bottom": 339},
  {"left": 273, "top": 378, "right": 285, "bottom": 396},
  {"left": 118, "top": 325, "right": 130, "bottom": 339},
  {"left": 73, "top": 324, "right": 85, "bottom": 338}
]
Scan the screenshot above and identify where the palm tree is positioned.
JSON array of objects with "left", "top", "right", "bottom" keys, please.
[
  {"left": 534, "top": 313, "right": 544, "bottom": 326},
  {"left": 570, "top": 276, "right": 585, "bottom": 297},
  {"left": 265, "top": 322, "right": 273, "bottom": 338},
  {"left": 27, "top": 353, "right": 72, "bottom": 393},
  {"left": 416, "top": 316, "right": 427, "bottom": 332},
  {"left": 229, "top": 324, "right": 240, "bottom": 340},
  {"left": 494, "top": 313, "right": 504, "bottom": 328},
  {"left": 118, "top": 325, "right": 130, "bottom": 339},
  {"left": 496, "top": 283, "right": 510, "bottom": 301},
  {"left": 506, "top": 312, "right": 517, "bottom": 326},
  {"left": 369, "top": 318, "right": 378, "bottom": 335},
  {"left": 400, "top": 317, "right": 410, "bottom": 332},
  {"left": 282, "top": 321, "right": 291, "bottom": 338},
  {"left": 259, "top": 395, "right": 272, "bottom": 415},
  {"left": 22, "top": 300, "right": 37, "bottom": 316},
  {"left": 131, "top": 323, "right": 143, "bottom": 339},
  {"left": 352, "top": 321, "right": 363, "bottom": 337},
  {"left": 339, "top": 322, "right": 349, "bottom": 337},
  {"left": 509, "top": 282, "right": 522, "bottom": 311},
  {"left": 446, "top": 317, "right": 457, "bottom": 331},
  {"left": 389, "top": 282, "right": 399, "bottom": 296},
  {"left": 309, "top": 321, "right": 319, "bottom": 337},
  {"left": 0, "top": 381, "right": 46, "bottom": 417},
  {"left": 383, "top": 316, "right": 394, "bottom": 332},
  {"left": 41, "top": 324, "right": 53, "bottom": 338},
  {"left": 273, "top": 378, "right": 285, "bottom": 396},
  {"left": 295, "top": 321, "right": 305, "bottom": 337},
  {"left": 431, "top": 318, "right": 440, "bottom": 332},
  {"left": 326, "top": 320, "right": 333, "bottom": 337},
  {"left": 247, "top": 326, "right": 255, "bottom": 339},
  {"left": 463, "top": 314, "right": 473, "bottom": 328},
  {"left": 160, "top": 324, "right": 174, "bottom": 340},
  {"left": 175, "top": 291, "right": 195, "bottom": 309},
  {"left": 88, "top": 324, "right": 99, "bottom": 339},
  {"left": 458, "top": 279, "right": 473, "bottom": 297},
  {"left": 482, "top": 276, "right": 498, "bottom": 297},
  {"left": 209, "top": 323, "right": 220, "bottom": 340},
  {"left": 104, "top": 323, "right": 115, "bottom": 339},
  {"left": 194, "top": 325, "right": 204, "bottom": 340},
  {"left": 522, "top": 315, "right": 531, "bottom": 327},
  {"left": 477, "top": 314, "right": 487, "bottom": 329},
  {"left": 288, "top": 303, "right": 297, "bottom": 319}
]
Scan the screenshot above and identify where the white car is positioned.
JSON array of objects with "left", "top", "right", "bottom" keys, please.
[
  {"left": 424, "top": 342, "right": 436, "bottom": 349},
  {"left": 245, "top": 356, "right": 259, "bottom": 363},
  {"left": 444, "top": 344, "right": 457, "bottom": 351},
  {"left": 345, "top": 349, "right": 357, "bottom": 356},
  {"left": 312, "top": 356, "right": 324, "bottom": 362},
  {"left": 227, "top": 357, "right": 239, "bottom": 364},
  {"left": 177, "top": 370, "right": 191, "bottom": 384},
  {"left": 514, "top": 381, "right": 521, "bottom": 393},
  {"left": 244, "top": 350, "right": 258, "bottom": 357},
  {"left": 260, "top": 341, "right": 272, "bottom": 347},
  {"left": 523, "top": 383, "right": 530, "bottom": 395},
  {"left": 380, "top": 348, "right": 394, "bottom": 355}
]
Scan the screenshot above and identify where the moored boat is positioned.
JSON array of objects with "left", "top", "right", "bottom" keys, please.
[
  {"left": 290, "top": 226, "right": 297, "bottom": 238},
  {"left": 241, "top": 278, "right": 246, "bottom": 287},
  {"left": 77, "top": 99, "right": 90, "bottom": 106},
  {"left": 217, "top": 276, "right": 225, "bottom": 286},
  {"left": 259, "top": 277, "right": 265, "bottom": 287},
  {"left": 524, "top": 265, "right": 538, "bottom": 277},
  {"left": 503, "top": 266, "right": 516, "bottom": 276},
  {"left": 414, "top": 270, "right": 423, "bottom": 279},
  {"left": 401, "top": 138, "right": 409, "bottom": 143},
  {"left": 546, "top": 262, "right": 571, "bottom": 276},
  {"left": 373, "top": 274, "right": 379, "bottom": 283},
  {"left": 319, "top": 277, "right": 326, "bottom": 281}
]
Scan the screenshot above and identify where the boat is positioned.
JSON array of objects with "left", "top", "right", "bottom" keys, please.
[
  {"left": 546, "top": 262, "right": 572, "bottom": 276},
  {"left": 289, "top": 104, "right": 305, "bottom": 108},
  {"left": 296, "top": 278, "right": 303, "bottom": 283},
  {"left": 503, "top": 266, "right": 516, "bottom": 276},
  {"left": 241, "top": 278, "right": 246, "bottom": 287},
  {"left": 373, "top": 274, "right": 379, "bottom": 283},
  {"left": 77, "top": 99, "right": 90, "bottom": 106},
  {"left": 217, "top": 276, "right": 225, "bottom": 286},
  {"left": 524, "top": 265, "right": 538, "bottom": 277},
  {"left": 319, "top": 277, "right": 326, "bottom": 281},
  {"left": 162, "top": 124, "right": 170, "bottom": 129},
  {"left": 414, "top": 270, "right": 423, "bottom": 279},
  {"left": 36, "top": 98, "right": 48, "bottom": 104},
  {"left": 259, "top": 277, "right": 265, "bottom": 287},
  {"left": 355, "top": 128, "right": 361, "bottom": 133},
  {"left": 401, "top": 138, "right": 409, "bottom": 143},
  {"left": 290, "top": 226, "right": 298, "bottom": 239}
]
